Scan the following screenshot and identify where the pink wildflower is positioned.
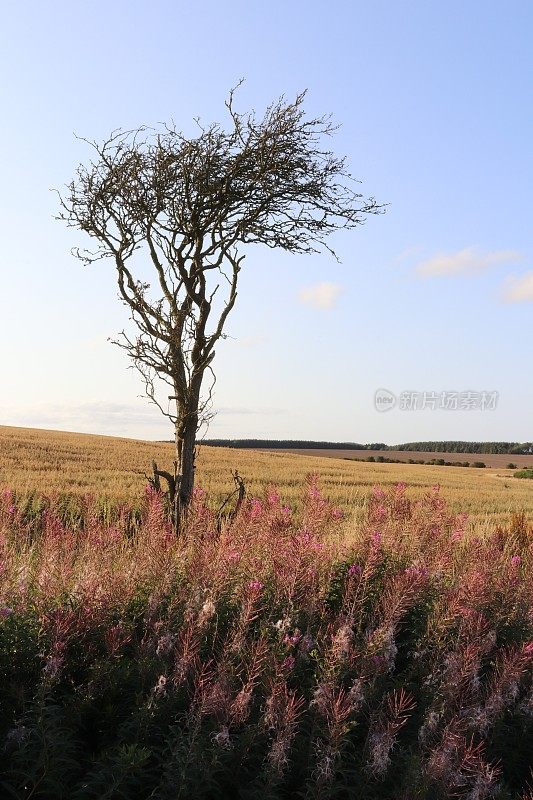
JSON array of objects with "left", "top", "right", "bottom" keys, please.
[
  {"left": 299, "top": 634, "right": 315, "bottom": 654},
  {"left": 282, "top": 655, "right": 295, "bottom": 671},
  {"left": 283, "top": 630, "right": 302, "bottom": 647},
  {"left": 309, "top": 486, "right": 321, "bottom": 500},
  {"left": 404, "top": 564, "right": 429, "bottom": 581},
  {"left": 250, "top": 499, "right": 263, "bottom": 519},
  {"left": 373, "top": 505, "right": 387, "bottom": 522},
  {"left": 105, "top": 624, "right": 132, "bottom": 655},
  {"left": 268, "top": 489, "right": 280, "bottom": 505}
]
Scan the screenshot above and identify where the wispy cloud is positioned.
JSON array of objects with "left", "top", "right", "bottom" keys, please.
[
  {"left": 0, "top": 401, "right": 290, "bottom": 440},
  {"left": 216, "top": 406, "right": 286, "bottom": 416},
  {"left": 415, "top": 247, "right": 522, "bottom": 277},
  {"left": 0, "top": 401, "right": 164, "bottom": 438},
  {"left": 298, "top": 281, "right": 342, "bottom": 309},
  {"left": 502, "top": 271, "right": 533, "bottom": 303},
  {"left": 226, "top": 335, "right": 267, "bottom": 349},
  {"left": 392, "top": 245, "right": 425, "bottom": 264}
]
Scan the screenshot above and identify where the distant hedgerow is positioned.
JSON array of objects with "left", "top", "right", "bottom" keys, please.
[{"left": 514, "top": 469, "right": 533, "bottom": 479}]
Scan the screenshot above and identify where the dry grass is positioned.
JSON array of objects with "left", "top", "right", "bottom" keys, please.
[{"left": 1, "top": 424, "right": 532, "bottom": 528}]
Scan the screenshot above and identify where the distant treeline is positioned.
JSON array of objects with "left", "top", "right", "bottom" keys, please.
[
  {"left": 200, "top": 439, "right": 388, "bottom": 450},
  {"left": 389, "top": 441, "right": 533, "bottom": 454},
  {"left": 200, "top": 439, "right": 533, "bottom": 455}
]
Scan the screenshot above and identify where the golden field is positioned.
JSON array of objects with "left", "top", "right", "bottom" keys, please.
[{"left": 0, "top": 424, "right": 532, "bottom": 528}]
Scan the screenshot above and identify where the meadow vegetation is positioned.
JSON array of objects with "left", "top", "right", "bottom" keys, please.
[{"left": 0, "top": 477, "right": 531, "bottom": 799}]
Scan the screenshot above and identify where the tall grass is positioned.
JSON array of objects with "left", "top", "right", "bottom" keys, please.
[{"left": 0, "top": 479, "right": 531, "bottom": 799}]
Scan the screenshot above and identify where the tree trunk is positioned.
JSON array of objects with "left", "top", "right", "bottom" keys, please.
[
  {"left": 178, "top": 418, "right": 197, "bottom": 511},
  {"left": 173, "top": 375, "right": 202, "bottom": 531}
]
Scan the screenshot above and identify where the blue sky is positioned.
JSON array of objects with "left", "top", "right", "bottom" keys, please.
[{"left": 1, "top": 0, "right": 531, "bottom": 443}]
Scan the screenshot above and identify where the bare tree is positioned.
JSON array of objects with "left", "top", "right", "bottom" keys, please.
[{"left": 58, "top": 87, "right": 383, "bottom": 526}]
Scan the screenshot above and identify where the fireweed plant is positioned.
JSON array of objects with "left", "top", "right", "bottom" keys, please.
[{"left": 0, "top": 478, "right": 531, "bottom": 799}]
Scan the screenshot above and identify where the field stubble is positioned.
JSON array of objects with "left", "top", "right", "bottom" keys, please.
[{"left": 0, "top": 425, "right": 532, "bottom": 530}]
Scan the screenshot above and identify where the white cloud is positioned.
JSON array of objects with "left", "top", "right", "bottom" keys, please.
[
  {"left": 502, "top": 272, "right": 533, "bottom": 303},
  {"left": 298, "top": 281, "right": 342, "bottom": 309},
  {"left": 415, "top": 247, "right": 522, "bottom": 277}
]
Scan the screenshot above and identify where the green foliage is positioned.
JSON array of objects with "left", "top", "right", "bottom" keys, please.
[
  {"left": 73, "top": 743, "right": 153, "bottom": 799},
  {"left": 0, "top": 613, "right": 42, "bottom": 734},
  {"left": 514, "top": 469, "right": 533, "bottom": 479},
  {"left": 2, "top": 694, "right": 82, "bottom": 799}
]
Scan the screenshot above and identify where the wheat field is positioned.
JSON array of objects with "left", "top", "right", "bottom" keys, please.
[{"left": 0, "top": 424, "right": 531, "bottom": 527}]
